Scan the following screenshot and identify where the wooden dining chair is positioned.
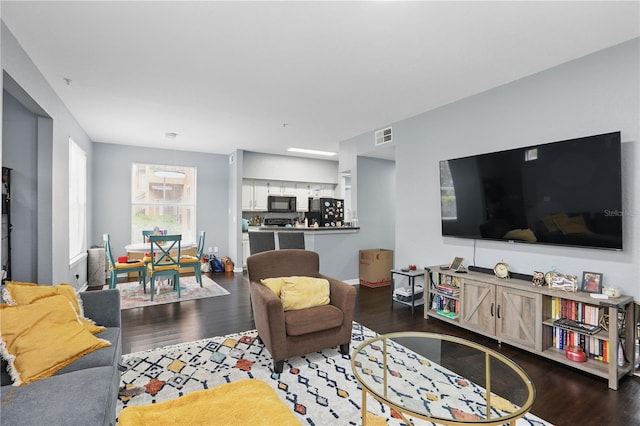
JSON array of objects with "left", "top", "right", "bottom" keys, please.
[
  {"left": 179, "top": 230, "right": 205, "bottom": 286},
  {"left": 103, "top": 233, "right": 146, "bottom": 289},
  {"left": 146, "top": 234, "right": 181, "bottom": 301},
  {"left": 142, "top": 230, "right": 155, "bottom": 242}
]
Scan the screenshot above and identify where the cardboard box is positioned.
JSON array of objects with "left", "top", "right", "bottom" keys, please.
[{"left": 359, "top": 249, "right": 393, "bottom": 287}]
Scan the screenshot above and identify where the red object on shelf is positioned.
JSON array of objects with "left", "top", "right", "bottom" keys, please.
[
  {"left": 566, "top": 346, "right": 587, "bottom": 362},
  {"left": 117, "top": 256, "right": 128, "bottom": 263}
]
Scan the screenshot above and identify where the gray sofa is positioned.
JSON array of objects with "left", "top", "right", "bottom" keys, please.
[{"left": 1, "top": 289, "right": 121, "bottom": 426}]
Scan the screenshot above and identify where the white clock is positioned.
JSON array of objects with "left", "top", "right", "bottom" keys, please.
[{"left": 494, "top": 261, "right": 510, "bottom": 279}]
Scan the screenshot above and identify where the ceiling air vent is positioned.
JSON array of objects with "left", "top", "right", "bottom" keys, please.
[{"left": 375, "top": 127, "right": 392, "bottom": 146}]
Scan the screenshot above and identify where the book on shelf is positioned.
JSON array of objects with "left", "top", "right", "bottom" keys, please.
[
  {"left": 552, "top": 326, "right": 609, "bottom": 363},
  {"left": 431, "top": 294, "right": 459, "bottom": 315},
  {"left": 551, "top": 297, "right": 602, "bottom": 327},
  {"left": 436, "top": 310, "right": 459, "bottom": 319},
  {"left": 435, "top": 285, "right": 460, "bottom": 295}
]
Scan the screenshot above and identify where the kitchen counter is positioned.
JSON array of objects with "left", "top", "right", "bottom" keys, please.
[{"left": 249, "top": 226, "right": 359, "bottom": 234}]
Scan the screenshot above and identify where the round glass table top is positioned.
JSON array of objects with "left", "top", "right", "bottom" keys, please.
[{"left": 351, "top": 332, "right": 535, "bottom": 425}]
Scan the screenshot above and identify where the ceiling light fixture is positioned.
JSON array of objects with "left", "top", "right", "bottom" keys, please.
[{"left": 287, "top": 147, "right": 337, "bottom": 156}]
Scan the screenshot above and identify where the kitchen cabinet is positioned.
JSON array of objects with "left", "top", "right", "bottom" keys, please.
[
  {"left": 320, "top": 184, "right": 334, "bottom": 197},
  {"left": 295, "top": 183, "right": 310, "bottom": 212},
  {"left": 242, "top": 180, "right": 269, "bottom": 211},
  {"left": 266, "top": 181, "right": 296, "bottom": 196},
  {"left": 242, "top": 179, "right": 335, "bottom": 212}
]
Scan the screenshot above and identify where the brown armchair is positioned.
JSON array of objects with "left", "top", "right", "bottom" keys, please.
[{"left": 247, "top": 249, "right": 357, "bottom": 373}]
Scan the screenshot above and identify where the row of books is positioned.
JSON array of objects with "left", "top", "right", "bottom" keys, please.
[
  {"left": 551, "top": 297, "right": 602, "bottom": 326},
  {"left": 431, "top": 294, "right": 460, "bottom": 314},
  {"left": 433, "top": 273, "right": 460, "bottom": 288},
  {"left": 435, "top": 284, "right": 460, "bottom": 296},
  {"left": 552, "top": 327, "right": 610, "bottom": 363}
]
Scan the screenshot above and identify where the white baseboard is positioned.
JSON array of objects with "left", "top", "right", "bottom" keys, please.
[{"left": 343, "top": 278, "right": 360, "bottom": 286}]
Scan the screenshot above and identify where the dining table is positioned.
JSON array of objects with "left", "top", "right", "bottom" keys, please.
[{"left": 124, "top": 240, "right": 198, "bottom": 277}]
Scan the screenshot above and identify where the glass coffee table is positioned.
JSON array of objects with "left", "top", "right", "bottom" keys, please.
[{"left": 351, "top": 332, "right": 535, "bottom": 425}]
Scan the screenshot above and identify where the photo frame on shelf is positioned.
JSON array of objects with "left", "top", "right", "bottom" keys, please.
[
  {"left": 449, "top": 257, "right": 464, "bottom": 271},
  {"left": 548, "top": 272, "right": 578, "bottom": 292},
  {"left": 581, "top": 271, "right": 603, "bottom": 293}
]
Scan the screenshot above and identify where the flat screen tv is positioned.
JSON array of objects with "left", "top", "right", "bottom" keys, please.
[{"left": 439, "top": 132, "right": 622, "bottom": 250}]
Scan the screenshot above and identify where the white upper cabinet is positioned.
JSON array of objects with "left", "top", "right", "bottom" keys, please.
[{"left": 242, "top": 179, "right": 336, "bottom": 212}]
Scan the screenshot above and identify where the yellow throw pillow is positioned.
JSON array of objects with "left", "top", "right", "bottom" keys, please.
[
  {"left": 0, "top": 294, "right": 111, "bottom": 386},
  {"left": 2, "top": 281, "right": 106, "bottom": 334},
  {"left": 260, "top": 277, "right": 286, "bottom": 297},
  {"left": 280, "top": 276, "right": 330, "bottom": 311}
]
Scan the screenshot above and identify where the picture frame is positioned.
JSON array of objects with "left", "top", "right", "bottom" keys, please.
[
  {"left": 581, "top": 271, "right": 603, "bottom": 293},
  {"left": 449, "top": 257, "right": 464, "bottom": 271},
  {"left": 548, "top": 272, "right": 578, "bottom": 292}
]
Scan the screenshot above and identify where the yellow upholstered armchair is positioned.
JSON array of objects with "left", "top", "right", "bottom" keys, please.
[{"left": 247, "top": 249, "right": 356, "bottom": 373}]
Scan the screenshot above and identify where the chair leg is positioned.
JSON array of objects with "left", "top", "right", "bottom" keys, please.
[
  {"left": 150, "top": 276, "right": 155, "bottom": 301},
  {"left": 194, "top": 264, "right": 202, "bottom": 287},
  {"left": 339, "top": 343, "right": 350, "bottom": 355},
  {"left": 110, "top": 272, "right": 116, "bottom": 289},
  {"left": 273, "top": 360, "right": 284, "bottom": 374},
  {"left": 175, "top": 273, "right": 181, "bottom": 298}
]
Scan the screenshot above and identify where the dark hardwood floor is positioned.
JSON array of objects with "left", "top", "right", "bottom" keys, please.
[{"left": 117, "top": 271, "right": 640, "bottom": 426}]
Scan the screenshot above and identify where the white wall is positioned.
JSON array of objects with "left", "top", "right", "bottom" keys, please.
[{"left": 382, "top": 38, "right": 639, "bottom": 299}]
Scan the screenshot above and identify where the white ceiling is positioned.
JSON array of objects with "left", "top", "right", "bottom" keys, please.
[{"left": 2, "top": 1, "right": 639, "bottom": 160}]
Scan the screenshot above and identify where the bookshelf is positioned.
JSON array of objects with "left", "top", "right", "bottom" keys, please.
[{"left": 425, "top": 266, "right": 635, "bottom": 390}]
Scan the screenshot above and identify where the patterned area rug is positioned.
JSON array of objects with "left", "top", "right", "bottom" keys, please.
[
  {"left": 117, "top": 323, "right": 551, "bottom": 425},
  {"left": 118, "top": 275, "right": 230, "bottom": 310}
]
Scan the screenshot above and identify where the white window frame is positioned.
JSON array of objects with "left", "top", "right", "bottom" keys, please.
[
  {"left": 131, "top": 163, "right": 197, "bottom": 244},
  {"left": 69, "top": 138, "right": 87, "bottom": 265}
]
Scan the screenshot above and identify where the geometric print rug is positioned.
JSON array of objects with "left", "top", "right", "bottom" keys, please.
[
  {"left": 117, "top": 322, "right": 552, "bottom": 425},
  {"left": 118, "top": 275, "right": 230, "bottom": 310}
]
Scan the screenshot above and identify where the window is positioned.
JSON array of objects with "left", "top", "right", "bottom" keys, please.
[
  {"left": 439, "top": 160, "right": 457, "bottom": 221},
  {"left": 131, "top": 163, "right": 196, "bottom": 243},
  {"left": 69, "top": 138, "right": 87, "bottom": 264}
]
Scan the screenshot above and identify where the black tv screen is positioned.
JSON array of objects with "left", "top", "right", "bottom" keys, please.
[{"left": 439, "top": 132, "right": 623, "bottom": 250}]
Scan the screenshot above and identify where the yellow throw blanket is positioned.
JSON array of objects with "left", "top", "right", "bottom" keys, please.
[{"left": 118, "top": 379, "right": 301, "bottom": 425}]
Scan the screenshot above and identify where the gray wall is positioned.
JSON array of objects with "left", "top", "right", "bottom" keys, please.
[
  {"left": 354, "top": 38, "right": 639, "bottom": 299},
  {"left": 2, "top": 91, "right": 37, "bottom": 281},
  {"left": 92, "top": 143, "right": 230, "bottom": 261},
  {"left": 2, "top": 23, "right": 93, "bottom": 286},
  {"left": 243, "top": 151, "right": 338, "bottom": 183},
  {"left": 313, "top": 155, "right": 395, "bottom": 280}
]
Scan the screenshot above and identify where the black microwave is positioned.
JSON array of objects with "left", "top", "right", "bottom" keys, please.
[{"left": 267, "top": 196, "right": 297, "bottom": 213}]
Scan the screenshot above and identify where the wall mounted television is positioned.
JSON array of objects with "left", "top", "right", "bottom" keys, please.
[{"left": 439, "top": 131, "right": 623, "bottom": 250}]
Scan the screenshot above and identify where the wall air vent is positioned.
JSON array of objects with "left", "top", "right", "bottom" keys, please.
[{"left": 375, "top": 127, "right": 392, "bottom": 146}]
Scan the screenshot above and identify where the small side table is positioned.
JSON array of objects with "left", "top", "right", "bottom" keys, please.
[{"left": 390, "top": 268, "right": 425, "bottom": 315}]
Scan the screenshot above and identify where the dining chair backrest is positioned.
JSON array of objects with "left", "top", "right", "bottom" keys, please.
[
  {"left": 103, "top": 233, "right": 116, "bottom": 267},
  {"left": 142, "top": 230, "right": 155, "bottom": 242},
  {"left": 249, "top": 231, "right": 276, "bottom": 255},
  {"left": 278, "top": 232, "right": 305, "bottom": 250},
  {"left": 149, "top": 234, "right": 182, "bottom": 268},
  {"left": 195, "top": 230, "right": 206, "bottom": 259}
]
